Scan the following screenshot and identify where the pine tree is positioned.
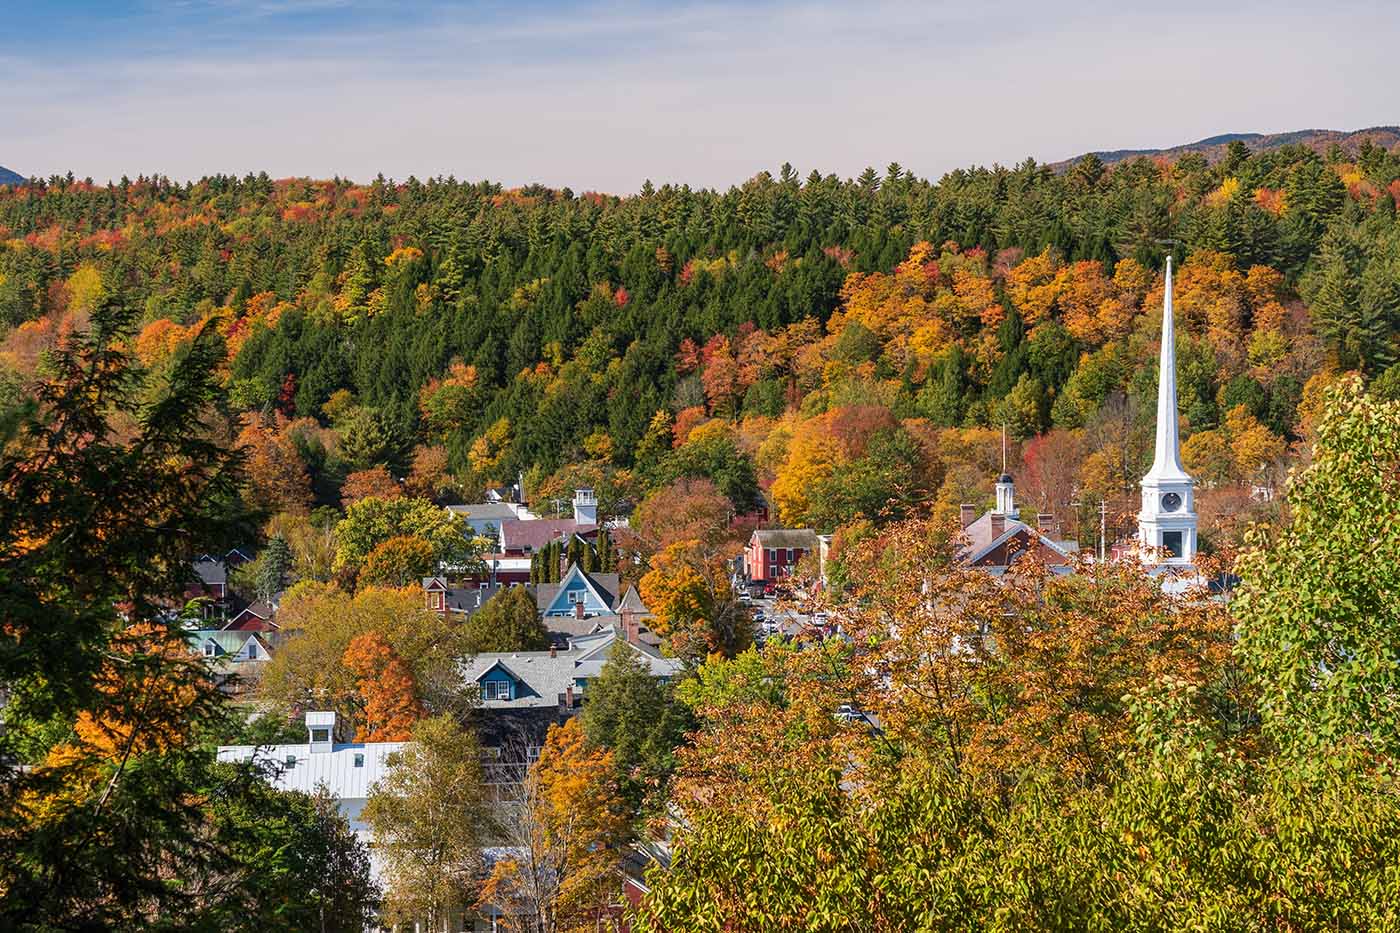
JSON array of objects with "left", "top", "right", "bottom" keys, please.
[{"left": 255, "top": 533, "right": 291, "bottom": 604}]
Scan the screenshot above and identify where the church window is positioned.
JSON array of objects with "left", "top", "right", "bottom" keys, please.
[{"left": 1162, "top": 531, "right": 1183, "bottom": 558}]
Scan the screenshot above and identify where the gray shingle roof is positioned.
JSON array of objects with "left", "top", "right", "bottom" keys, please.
[
  {"left": 460, "top": 629, "right": 681, "bottom": 709},
  {"left": 751, "top": 528, "right": 820, "bottom": 549}
]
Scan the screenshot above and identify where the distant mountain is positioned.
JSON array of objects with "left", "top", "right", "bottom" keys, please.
[
  {"left": 1052, "top": 126, "right": 1400, "bottom": 170},
  {"left": 0, "top": 165, "right": 25, "bottom": 187}
]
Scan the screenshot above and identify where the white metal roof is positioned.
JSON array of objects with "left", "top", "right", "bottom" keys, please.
[{"left": 217, "top": 741, "right": 405, "bottom": 800}]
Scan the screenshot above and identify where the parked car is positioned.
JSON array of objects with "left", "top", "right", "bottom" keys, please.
[{"left": 738, "top": 591, "right": 753, "bottom": 603}]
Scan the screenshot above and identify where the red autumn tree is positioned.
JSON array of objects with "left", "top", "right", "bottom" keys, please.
[{"left": 343, "top": 631, "right": 424, "bottom": 742}]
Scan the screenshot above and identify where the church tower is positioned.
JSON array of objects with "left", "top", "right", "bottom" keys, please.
[
  {"left": 994, "top": 425, "right": 1018, "bottom": 519},
  {"left": 1138, "top": 256, "right": 1197, "bottom": 564}
]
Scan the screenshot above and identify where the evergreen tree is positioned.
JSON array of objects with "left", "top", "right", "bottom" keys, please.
[{"left": 256, "top": 533, "right": 292, "bottom": 604}]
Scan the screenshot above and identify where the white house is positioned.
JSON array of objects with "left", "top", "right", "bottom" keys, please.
[{"left": 218, "top": 711, "right": 404, "bottom": 883}]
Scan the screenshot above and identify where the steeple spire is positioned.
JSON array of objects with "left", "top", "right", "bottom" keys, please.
[
  {"left": 1145, "top": 256, "right": 1189, "bottom": 482},
  {"left": 1137, "top": 254, "right": 1196, "bottom": 566}
]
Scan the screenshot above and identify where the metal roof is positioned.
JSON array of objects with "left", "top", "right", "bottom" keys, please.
[{"left": 216, "top": 741, "right": 405, "bottom": 801}]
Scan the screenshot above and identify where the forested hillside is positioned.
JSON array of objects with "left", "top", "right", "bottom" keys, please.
[
  {"left": 1055, "top": 126, "right": 1400, "bottom": 169},
  {"left": 3, "top": 138, "right": 1400, "bottom": 551}
]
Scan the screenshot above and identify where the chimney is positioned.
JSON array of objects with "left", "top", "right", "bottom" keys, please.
[
  {"left": 306, "top": 711, "right": 335, "bottom": 754},
  {"left": 990, "top": 514, "right": 1005, "bottom": 538},
  {"left": 549, "top": 643, "right": 557, "bottom": 658},
  {"left": 960, "top": 504, "right": 977, "bottom": 529},
  {"left": 574, "top": 600, "right": 586, "bottom": 620},
  {"left": 565, "top": 685, "right": 575, "bottom": 708},
  {"left": 1037, "top": 513, "right": 1058, "bottom": 540}
]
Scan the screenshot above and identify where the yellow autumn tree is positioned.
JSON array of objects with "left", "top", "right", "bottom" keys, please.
[
  {"left": 469, "top": 417, "right": 512, "bottom": 478},
  {"left": 478, "top": 717, "right": 630, "bottom": 932},
  {"left": 1224, "top": 405, "right": 1285, "bottom": 480}
]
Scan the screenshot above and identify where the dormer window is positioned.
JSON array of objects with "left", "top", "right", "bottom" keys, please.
[
  {"left": 310, "top": 728, "right": 330, "bottom": 745},
  {"left": 203, "top": 641, "right": 217, "bottom": 658},
  {"left": 484, "top": 680, "right": 511, "bottom": 701}
]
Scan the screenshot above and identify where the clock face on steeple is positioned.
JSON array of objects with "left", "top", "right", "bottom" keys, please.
[{"left": 1161, "top": 492, "right": 1182, "bottom": 512}]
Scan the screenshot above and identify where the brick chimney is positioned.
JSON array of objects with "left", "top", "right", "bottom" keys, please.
[
  {"left": 549, "top": 643, "right": 557, "bottom": 658},
  {"left": 960, "top": 504, "right": 977, "bottom": 529},
  {"left": 565, "top": 685, "right": 575, "bottom": 708},
  {"left": 990, "top": 514, "right": 1005, "bottom": 538},
  {"left": 574, "top": 600, "right": 585, "bottom": 620}
]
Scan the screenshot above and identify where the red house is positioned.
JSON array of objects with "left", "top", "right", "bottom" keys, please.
[{"left": 744, "top": 529, "right": 819, "bottom": 586}]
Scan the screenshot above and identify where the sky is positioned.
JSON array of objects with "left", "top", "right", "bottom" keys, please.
[{"left": 1, "top": 0, "right": 1396, "bottom": 193}]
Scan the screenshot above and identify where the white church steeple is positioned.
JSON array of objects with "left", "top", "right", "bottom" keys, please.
[
  {"left": 994, "top": 425, "right": 1018, "bottom": 519},
  {"left": 1138, "top": 256, "right": 1197, "bottom": 564}
]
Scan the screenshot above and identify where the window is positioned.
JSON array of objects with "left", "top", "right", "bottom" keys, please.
[
  {"left": 353, "top": 753, "right": 364, "bottom": 768},
  {"left": 767, "top": 548, "right": 777, "bottom": 563},
  {"left": 244, "top": 641, "right": 258, "bottom": 660},
  {"left": 1162, "top": 531, "right": 1184, "bottom": 558},
  {"left": 484, "top": 679, "right": 512, "bottom": 701},
  {"left": 787, "top": 548, "right": 795, "bottom": 562},
  {"left": 284, "top": 754, "right": 296, "bottom": 769},
  {"left": 203, "top": 641, "right": 217, "bottom": 658},
  {"left": 568, "top": 589, "right": 585, "bottom": 604},
  {"left": 311, "top": 728, "right": 330, "bottom": 744}
]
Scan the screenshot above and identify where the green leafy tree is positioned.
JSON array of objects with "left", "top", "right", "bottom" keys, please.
[
  {"left": 1236, "top": 377, "right": 1400, "bottom": 758},
  {"left": 461, "top": 586, "right": 549, "bottom": 654},
  {"left": 0, "top": 301, "right": 295, "bottom": 928},
  {"left": 363, "top": 715, "right": 493, "bottom": 929},
  {"left": 579, "top": 644, "right": 694, "bottom": 811},
  {"left": 333, "top": 496, "right": 481, "bottom": 575},
  {"left": 205, "top": 779, "right": 380, "bottom": 932}
]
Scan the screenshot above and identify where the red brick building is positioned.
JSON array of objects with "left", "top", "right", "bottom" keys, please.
[{"left": 744, "top": 528, "right": 820, "bottom": 585}]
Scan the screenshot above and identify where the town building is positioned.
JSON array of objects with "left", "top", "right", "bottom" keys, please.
[
  {"left": 217, "top": 711, "right": 404, "bottom": 884},
  {"left": 743, "top": 528, "right": 820, "bottom": 592},
  {"left": 956, "top": 464, "right": 1077, "bottom": 572}
]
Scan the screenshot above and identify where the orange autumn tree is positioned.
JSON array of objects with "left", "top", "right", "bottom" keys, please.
[
  {"left": 341, "top": 464, "right": 403, "bottom": 508},
  {"left": 236, "top": 414, "right": 313, "bottom": 514},
  {"left": 479, "top": 717, "right": 630, "bottom": 932},
  {"left": 343, "top": 631, "right": 424, "bottom": 741}
]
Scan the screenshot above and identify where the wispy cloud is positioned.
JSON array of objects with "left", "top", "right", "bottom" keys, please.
[{"left": 2, "top": 0, "right": 1396, "bottom": 190}]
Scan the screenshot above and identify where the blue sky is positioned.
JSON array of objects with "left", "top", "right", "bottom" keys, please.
[{"left": 1, "top": 0, "right": 1396, "bottom": 192}]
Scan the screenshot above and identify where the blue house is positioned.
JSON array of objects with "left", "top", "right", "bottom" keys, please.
[{"left": 536, "top": 564, "right": 620, "bottom": 619}]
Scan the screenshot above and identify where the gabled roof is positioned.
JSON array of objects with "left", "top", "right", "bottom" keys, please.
[
  {"left": 192, "top": 559, "right": 226, "bottom": 586},
  {"left": 536, "top": 566, "right": 620, "bottom": 613},
  {"left": 458, "top": 628, "right": 681, "bottom": 709},
  {"left": 957, "top": 512, "right": 1075, "bottom": 567},
  {"left": 190, "top": 630, "right": 272, "bottom": 659},
  {"left": 216, "top": 741, "right": 403, "bottom": 802},
  {"left": 500, "top": 519, "right": 598, "bottom": 552},
  {"left": 446, "top": 502, "right": 521, "bottom": 522},
  {"left": 225, "top": 601, "right": 274, "bottom": 625},
  {"left": 474, "top": 658, "right": 531, "bottom": 688},
  {"left": 616, "top": 584, "right": 650, "bottom": 615},
  {"left": 751, "top": 528, "right": 820, "bottom": 549}
]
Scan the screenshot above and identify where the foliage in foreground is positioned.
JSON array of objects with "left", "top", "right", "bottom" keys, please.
[
  {"left": 0, "top": 304, "right": 376, "bottom": 930},
  {"left": 633, "top": 380, "right": 1400, "bottom": 930}
]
